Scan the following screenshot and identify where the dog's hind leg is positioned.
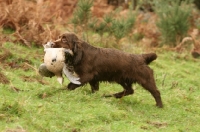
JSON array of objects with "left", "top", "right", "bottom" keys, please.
[
  {"left": 140, "top": 78, "right": 163, "bottom": 108},
  {"left": 114, "top": 82, "right": 134, "bottom": 98},
  {"left": 104, "top": 82, "right": 134, "bottom": 98},
  {"left": 89, "top": 80, "right": 99, "bottom": 93}
]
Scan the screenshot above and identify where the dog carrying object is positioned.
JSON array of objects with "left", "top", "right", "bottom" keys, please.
[
  {"left": 41, "top": 44, "right": 81, "bottom": 85},
  {"left": 44, "top": 48, "right": 65, "bottom": 84}
]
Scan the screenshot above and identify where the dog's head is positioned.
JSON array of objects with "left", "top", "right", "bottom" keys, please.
[
  {"left": 52, "top": 32, "right": 83, "bottom": 65},
  {"left": 52, "top": 32, "right": 78, "bottom": 48}
]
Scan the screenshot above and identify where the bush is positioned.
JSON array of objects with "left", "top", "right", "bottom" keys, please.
[
  {"left": 0, "top": 0, "right": 66, "bottom": 47},
  {"left": 194, "top": 0, "right": 200, "bottom": 9},
  {"left": 154, "top": 0, "right": 193, "bottom": 47},
  {"left": 71, "top": 0, "right": 93, "bottom": 32},
  {"left": 72, "top": 2, "right": 135, "bottom": 46},
  {"left": 90, "top": 8, "right": 135, "bottom": 45}
]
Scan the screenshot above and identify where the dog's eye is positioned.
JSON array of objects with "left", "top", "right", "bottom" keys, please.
[{"left": 61, "top": 36, "right": 67, "bottom": 43}]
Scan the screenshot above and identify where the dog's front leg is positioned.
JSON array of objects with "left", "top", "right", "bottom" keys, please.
[
  {"left": 89, "top": 81, "right": 99, "bottom": 93},
  {"left": 67, "top": 82, "right": 81, "bottom": 90},
  {"left": 67, "top": 73, "right": 94, "bottom": 91}
]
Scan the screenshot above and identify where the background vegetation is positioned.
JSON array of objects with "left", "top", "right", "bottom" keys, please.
[
  {"left": 0, "top": 0, "right": 200, "bottom": 131},
  {"left": 155, "top": 0, "right": 192, "bottom": 46}
]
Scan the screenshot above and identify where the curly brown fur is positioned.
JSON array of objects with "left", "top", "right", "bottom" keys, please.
[{"left": 52, "top": 32, "right": 163, "bottom": 108}]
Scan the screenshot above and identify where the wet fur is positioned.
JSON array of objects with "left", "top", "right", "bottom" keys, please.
[{"left": 52, "top": 33, "right": 163, "bottom": 108}]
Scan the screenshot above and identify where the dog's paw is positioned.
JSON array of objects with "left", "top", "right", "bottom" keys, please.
[{"left": 67, "top": 83, "right": 80, "bottom": 90}]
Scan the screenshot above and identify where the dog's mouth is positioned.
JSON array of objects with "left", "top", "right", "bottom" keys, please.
[
  {"left": 43, "top": 41, "right": 55, "bottom": 48},
  {"left": 43, "top": 41, "right": 74, "bottom": 56},
  {"left": 51, "top": 39, "right": 64, "bottom": 48}
]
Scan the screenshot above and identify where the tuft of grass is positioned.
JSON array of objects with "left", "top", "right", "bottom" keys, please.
[
  {"left": 0, "top": 42, "right": 200, "bottom": 131},
  {"left": 0, "top": 101, "right": 25, "bottom": 117}
]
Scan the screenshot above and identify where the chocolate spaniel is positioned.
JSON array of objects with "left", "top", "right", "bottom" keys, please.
[{"left": 51, "top": 32, "right": 163, "bottom": 108}]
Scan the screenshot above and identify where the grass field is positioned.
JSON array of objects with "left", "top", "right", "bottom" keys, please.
[{"left": 0, "top": 42, "right": 200, "bottom": 132}]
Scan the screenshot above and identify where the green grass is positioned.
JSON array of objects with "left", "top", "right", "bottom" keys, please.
[{"left": 0, "top": 43, "right": 200, "bottom": 132}]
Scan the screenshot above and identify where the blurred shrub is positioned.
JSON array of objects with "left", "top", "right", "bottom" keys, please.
[
  {"left": 154, "top": 0, "right": 193, "bottom": 47},
  {"left": 71, "top": 0, "right": 93, "bottom": 32},
  {"left": 133, "top": 32, "right": 144, "bottom": 42},
  {"left": 110, "top": 10, "right": 135, "bottom": 43},
  {"left": 71, "top": 0, "right": 93, "bottom": 41},
  {"left": 195, "top": 18, "right": 200, "bottom": 30},
  {"left": 194, "top": 0, "right": 200, "bottom": 9},
  {"left": 89, "top": 8, "right": 135, "bottom": 45},
  {"left": 0, "top": 0, "right": 76, "bottom": 47}
]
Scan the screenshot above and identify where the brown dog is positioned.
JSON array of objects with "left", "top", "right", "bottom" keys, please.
[{"left": 52, "top": 32, "right": 163, "bottom": 108}]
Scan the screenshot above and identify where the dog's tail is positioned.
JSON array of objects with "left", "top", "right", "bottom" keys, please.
[{"left": 142, "top": 53, "right": 157, "bottom": 65}]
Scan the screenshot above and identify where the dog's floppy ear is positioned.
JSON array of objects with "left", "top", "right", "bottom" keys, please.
[
  {"left": 73, "top": 42, "right": 83, "bottom": 65},
  {"left": 59, "top": 32, "right": 82, "bottom": 65},
  {"left": 64, "top": 33, "right": 83, "bottom": 65}
]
